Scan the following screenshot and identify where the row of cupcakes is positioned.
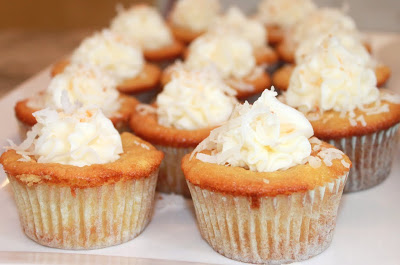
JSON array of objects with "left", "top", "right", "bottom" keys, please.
[{"left": 3, "top": 86, "right": 353, "bottom": 264}]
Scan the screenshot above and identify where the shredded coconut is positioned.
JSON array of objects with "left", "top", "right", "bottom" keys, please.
[
  {"left": 317, "top": 148, "right": 344, "bottom": 167},
  {"left": 306, "top": 156, "right": 322, "bottom": 168},
  {"left": 136, "top": 104, "right": 156, "bottom": 115},
  {"left": 225, "top": 79, "right": 254, "bottom": 92},
  {"left": 341, "top": 159, "right": 350, "bottom": 168},
  {"left": 309, "top": 137, "right": 322, "bottom": 144},
  {"left": 380, "top": 90, "right": 400, "bottom": 104},
  {"left": 263, "top": 179, "right": 270, "bottom": 184},
  {"left": 356, "top": 114, "right": 367, "bottom": 127}
]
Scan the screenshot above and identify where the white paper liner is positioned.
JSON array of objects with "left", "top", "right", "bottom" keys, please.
[
  {"left": 187, "top": 174, "right": 348, "bottom": 264},
  {"left": 155, "top": 145, "right": 194, "bottom": 198},
  {"left": 328, "top": 123, "right": 399, "bottom": 192},
  {"left": 7, "top": 170, "right": 158, "bottom": 250}
]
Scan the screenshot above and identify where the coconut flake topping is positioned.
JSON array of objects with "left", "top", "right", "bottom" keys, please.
[
  {"left": 156, "top": 64, "right": 238, "bottom": 130},
  {"left": 192, "top": 88, "right": 314, "bottom": 172},
  {"left": 9, "top": 107, "right": 123, "bottom": 167}
]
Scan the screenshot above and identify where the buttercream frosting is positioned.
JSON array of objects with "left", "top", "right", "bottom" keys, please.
[
  {"left": 286, "top": 36, "right": 379, "bottom": 114},
  {"left": 185, "top": 33, "right": 255, "bottom": 79},
  {"left": 70, "top": 30, "right": 144, "bottom": 83},
  {"left": 110, "top": 5, "right": 174, "bottom": 50},
  {"left": 11, "top": 107, "right": 123, "bottom": 167},
  {"left": 170, "top": 0, "right": 220, "bottom": 32},
  {"left": 193, "top": 89, "right": 314, "bottom": 172},
  {"left": 156, "top": 64, "right": 237, "bottom": 130}
]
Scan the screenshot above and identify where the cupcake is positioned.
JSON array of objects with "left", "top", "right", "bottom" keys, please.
[
  {"left": 273, "top": 27, "right": 391, "bottom": 90},
  {"left": 168, "top": 0, "right": 221, "bottom": 43},
  {"left": 276, "top": 8, "right": 370, "bottom": 63},
  {"left": 207, "top": 6, "right": 278, "bottom": 67},
  {"left": 16, "top": 64, "right": 139, "bottom": 135},
  {"left": 182, "top": 89, "right": 351, "bottom": 263},
  {"left": 1, "top": 106, "right": 163, "bottom": 249},
  {"left": 162, "top": 32, "right": 272, "bottom": 101},
  {"left": 255, "top": 0, "right": 316, "bottom": 44},
  {"left": 110, "top": 4, "right": 184, "bottom": 64},
  {"left": 283, "top": 36, "right": 400, "bottom": 192},
  {"left": 130, "top": 66, "right": 237, "bottom": 197},
  {"left": 51, "top": 30, "right": 161, "bottom": 102}
]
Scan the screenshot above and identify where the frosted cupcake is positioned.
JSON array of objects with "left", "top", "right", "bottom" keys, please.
[
  {"left": 163, "top": 32, "right": 272, "bottom": 101},
  {"left": 130, "top": 66, "right": 237, "bottom": 197},
  {"left": 208, "top": 7, "right": 278, "bottom": 67},
  {"left": 16, "top": 64, "right": 139, "bottom": 135},
  {"left": 1, "top": 106, "right": 163, "bottom": 249},
  {"left": 168, "top": 0, "right": 221, "bottom": 43},
  {"left": 255, "top": 0, "right": 316, "bottom": 44},
  {"left": 283, "top": 36, "right": 400, "bottom": 192},
  {"left": 276, "top": 8, "right": 371, "bottom": 62},
  {"left": 182, "top": 89, "right": 351, "bottom": 263},
  {"left": 51, "top": 30, "right": 161, "bottom": 101},
  {"left": 273, "top": 29, "right": 391, "bottom": 90},
  {"left": 110, "top": 4, "right": 184, "bottom": 63}
]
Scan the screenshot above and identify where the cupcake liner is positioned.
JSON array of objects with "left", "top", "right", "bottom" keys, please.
[
  {"left": 328, "top": 123, "right": 399, "bottom": 193},
  {"left": 187, "top": 174, "right": 348, "bottom": 264},
  {"left": 7, "top": 170, "right": 158, "bottom": 250},
  {"left": 155, "top": 145, "right": 194, "bottom": 198}
]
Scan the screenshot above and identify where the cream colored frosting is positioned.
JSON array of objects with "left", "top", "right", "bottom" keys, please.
[
  {"left": 70, "top": 30, "right": 144, "bottom": 83},
  {"left": 34, "top": 64, "right": 121, "bottom": 117},
  {"left": 170, "top": 0, "right": 220, "bottom": 32},
  {"left": 11, "top": 107, "right": 123, "bottom": 167},
  {"left": 156, "top": 64, "right": 237, "bottom": 130},
  {"left": 295, "top": 29, "right": 373, "bottom": 66},
  {"left": 210, "top": 7, "right": 267, "bottom": 48},
  {"left": 185, "top": 33, "right": 255, "bottom": 79},
  {"left": 193, "top": 89, "right": 314, "bottom": 172},
  {"left": 286, "top": 37, "right": 379, "bottom": 114},
  {"left": 256, "top": 0, "right": 316, "bottom": 28},
  {"left": 110, "top": 5, "right": 173, "bottom": 50},
  {"left": 290, "top": 8, "right": 358, "bottom": 46}
]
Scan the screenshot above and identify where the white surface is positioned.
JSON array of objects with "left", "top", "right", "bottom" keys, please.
[{"left": 0, "top": 33, "right": 399, "bottom": 265}]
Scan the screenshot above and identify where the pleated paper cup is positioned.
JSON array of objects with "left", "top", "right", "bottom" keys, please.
[
  {"left": 155, "top": 145, "right": 194, "bottom": 197},
  {"left": 187, "top": 173, "right": 348, "bottom": 264},
  {"left": 7, "top": 170, "right": 158, "bottom": 250},
  {"left": 328, "top": 123, "right": 399, "bottom": 192}
]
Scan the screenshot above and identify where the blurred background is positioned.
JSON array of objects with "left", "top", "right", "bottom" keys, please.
[{"left": 0, "top": 0, "right": 399, "bottom": 96}]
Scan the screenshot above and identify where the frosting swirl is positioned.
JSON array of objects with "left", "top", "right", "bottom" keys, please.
[
  {"left": 209, "top": 7, "right": 267, "bottom": 48},
  {"left": 193, "top": 89, "right": 314, "bottom": 172},
  {"left": 286, "top": 36, "right": 379, "bottom": 114},
  {"left": 34, "top": 64, "right": 121, "bottom": 117},
  {"left": 156, "top": 65, "right": 237, "bottom": 130},
  {"left": 186, "top": 33, "right": 255, "bottom": 79},
  {"left": 11, "top": 107, "right": 123, "bottom": 167},
  {"left": 70, "top": 30, "right": 144, "bottom": 83},
  {"left": 170, "top": 0, "right": 220, "bottom": 32},
  {"left": 256, "top": 0, "right": 316, "bottom": 28},
  {"left": 110, "top": 5, "right": 173, "bottom": 50},
  {"left": 291, "top": 8, "right": 358, "bottom": 46}
]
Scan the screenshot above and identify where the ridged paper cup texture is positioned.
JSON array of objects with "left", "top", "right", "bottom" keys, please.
[
  {"left": 155, "top": 145, "right": 193, "bottom": 197},
  {"left": 7, "top": 170, "right": 158, "bottom": 249},
  {"left": 328, "top": 123, "right": 399, "bottom": 192},
  {"left": 187, "top": 173, "right": 348, "bottom": 264}
]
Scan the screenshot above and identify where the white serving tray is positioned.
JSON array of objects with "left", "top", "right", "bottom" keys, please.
[{"left": 0, "top": 33, "right": 399, "bottom": 265}]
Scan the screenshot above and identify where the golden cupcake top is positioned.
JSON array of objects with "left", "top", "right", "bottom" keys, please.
[{"left": 183, "top": 90, "right": 351, "bottom": 197}]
